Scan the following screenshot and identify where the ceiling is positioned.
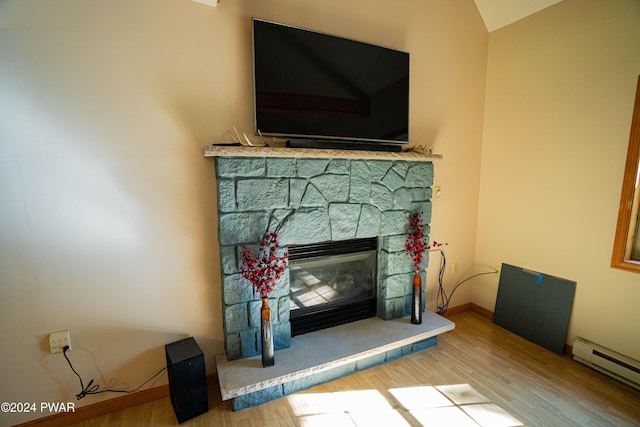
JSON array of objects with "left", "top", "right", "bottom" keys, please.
[
  {"left": 192, "top": 0, "right": 563, "bottom": 33},
  {"left": 474, "top": 0, "right": 563, "bottom": 32}
]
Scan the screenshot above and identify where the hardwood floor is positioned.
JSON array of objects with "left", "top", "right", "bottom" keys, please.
[{"left": 65, "top": 311, "right": 640, "bottom": 427}]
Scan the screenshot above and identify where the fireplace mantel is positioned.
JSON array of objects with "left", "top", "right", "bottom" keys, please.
[{"left": 203, "top": 145, "right": 443, "bottom": 161}]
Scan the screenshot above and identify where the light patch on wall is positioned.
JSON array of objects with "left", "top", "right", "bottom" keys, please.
[
  {"left": 48, "top": 159, "right": 141, "bottom": 251},
  {"left": 6, "top": 128, "right": 141, "bottom": 256},
  {"left": 474, "top": 0, "right": 563, "bottom": 32},
  {"left": 192, "top": 0, "right": 219, "bottom": 7}
]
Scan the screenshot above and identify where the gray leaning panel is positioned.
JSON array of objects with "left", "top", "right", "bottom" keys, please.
[{"left": 493, "top": 263, "right": 576, "bottom": 355}]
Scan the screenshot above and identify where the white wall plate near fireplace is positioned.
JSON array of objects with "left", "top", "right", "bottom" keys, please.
[{"left": 49, "top": 330, "right": 71, "bottom": 353}]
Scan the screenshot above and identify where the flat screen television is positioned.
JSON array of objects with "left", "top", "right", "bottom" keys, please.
[{"left": 252, "top": 18, "right": 410, "bottom": 151}]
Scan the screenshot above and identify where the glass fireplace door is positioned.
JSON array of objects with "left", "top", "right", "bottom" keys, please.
[{"left": 288, "top": 237, "right": 377, "bottom": 336}]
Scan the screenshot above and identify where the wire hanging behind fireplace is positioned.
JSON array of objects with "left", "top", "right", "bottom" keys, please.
[{"left": 288, "top": 237, "right": 378, "bottom": 336}]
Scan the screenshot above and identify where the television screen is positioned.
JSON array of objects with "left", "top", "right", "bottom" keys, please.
[{"left": 252, "top": 19, "right": 410, "bottom": 147}]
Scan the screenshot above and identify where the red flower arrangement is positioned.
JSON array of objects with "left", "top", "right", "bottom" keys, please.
[
  {"left": 240, "top": 232, "right": 288, "bottom": 298},
  {"left": 428, "top": 241, "right": 447, "bottom": 251},
  {"left": 405, "top": 212, "right": 447, "bottom": 268},
  {"left": 405, "top": 212, "right": 428, "bottom": 268}
]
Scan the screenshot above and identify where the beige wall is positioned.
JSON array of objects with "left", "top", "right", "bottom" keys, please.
[
  {"left": 475, "top": 0, "right": 640, "bottom": 360},
  {"left": 0, "top": 0, "right": 487, "bottom": 423}
]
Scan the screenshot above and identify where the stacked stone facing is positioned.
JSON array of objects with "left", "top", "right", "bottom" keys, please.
[{"left": 216, "top": 156, "right": 434, "bottom": 360}]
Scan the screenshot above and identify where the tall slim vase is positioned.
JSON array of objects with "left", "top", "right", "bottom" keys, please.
[
  {"left": 411, "top": 268, "right": 422, "bottom": 324},
  {"left": 261, "top": 297, "right": 275, "bottom": 367}
]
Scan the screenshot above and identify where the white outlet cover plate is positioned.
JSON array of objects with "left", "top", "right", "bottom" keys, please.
[{"left": 49, "top": 330, "right": 71, "bottom": 353}]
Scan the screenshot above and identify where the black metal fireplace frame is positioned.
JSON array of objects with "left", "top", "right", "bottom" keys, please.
[{"left": 288, "top": 237, "right": 378, "bottom": 336}]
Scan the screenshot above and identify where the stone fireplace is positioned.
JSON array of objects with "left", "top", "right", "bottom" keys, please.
[{"left": 215, "top": 152, "right": 434, "bottom": 360}]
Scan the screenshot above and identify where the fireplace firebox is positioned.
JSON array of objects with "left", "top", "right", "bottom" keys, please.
[{"left": 288, "top": 237, "right": 378, "bottom": 336}]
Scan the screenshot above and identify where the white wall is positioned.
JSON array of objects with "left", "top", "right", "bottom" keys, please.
[
  {"left": 0, "top": 0, "right": 487, "bottom": 424},
  {"left": 475, "top": 0, "right": 640, "bottom": 360}
]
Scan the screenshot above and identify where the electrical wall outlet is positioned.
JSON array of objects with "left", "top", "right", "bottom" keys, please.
[
  {"left": 452, "top": 261, "right": 459, "bottom": 274},
  {"left": 49, "top": 330, "right": 71, "bottom": 353},
  {"left": 433, "top": 186, "right": 442, "bottom": 199}
]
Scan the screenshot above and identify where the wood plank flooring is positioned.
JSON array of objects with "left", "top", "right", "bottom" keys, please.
[{"left": 65, "top": 311, "right": 640, "bottom": 427}]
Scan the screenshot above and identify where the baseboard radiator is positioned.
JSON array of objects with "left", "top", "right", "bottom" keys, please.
[{"left": 572, "top": 337, "right": 640, "bottom": 390}]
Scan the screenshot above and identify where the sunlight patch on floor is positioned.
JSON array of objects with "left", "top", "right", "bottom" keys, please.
[
  {"left": 461, "top": 403, "right": 523, "bottom": 427},
  {"left": 389, "top": 385, "right": 453, "bottom": 409},
  {"left": 334, "top": 390, "right": 392, "bottom": 412},
  {"left": 411, "top": 406, "right": 480, "bottom": 427},
  {"left": 287, "top": 383, "right": 524, "bottom": 427}
]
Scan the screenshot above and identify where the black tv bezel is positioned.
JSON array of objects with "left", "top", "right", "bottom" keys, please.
[{"left": 251, "top": 18, "right": 410, "bottom": 147}]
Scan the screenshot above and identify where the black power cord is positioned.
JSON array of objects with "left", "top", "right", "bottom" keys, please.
[
  {"left": 62, "top": 346, "right": 167, "bottom": 400},
  {"left": 433, "top": 250, "right": 499, "bottom": 316}
]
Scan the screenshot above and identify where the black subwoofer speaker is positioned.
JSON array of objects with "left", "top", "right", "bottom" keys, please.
[{"left": 165, "top": 337, "right": 208, "bottom": 423}]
